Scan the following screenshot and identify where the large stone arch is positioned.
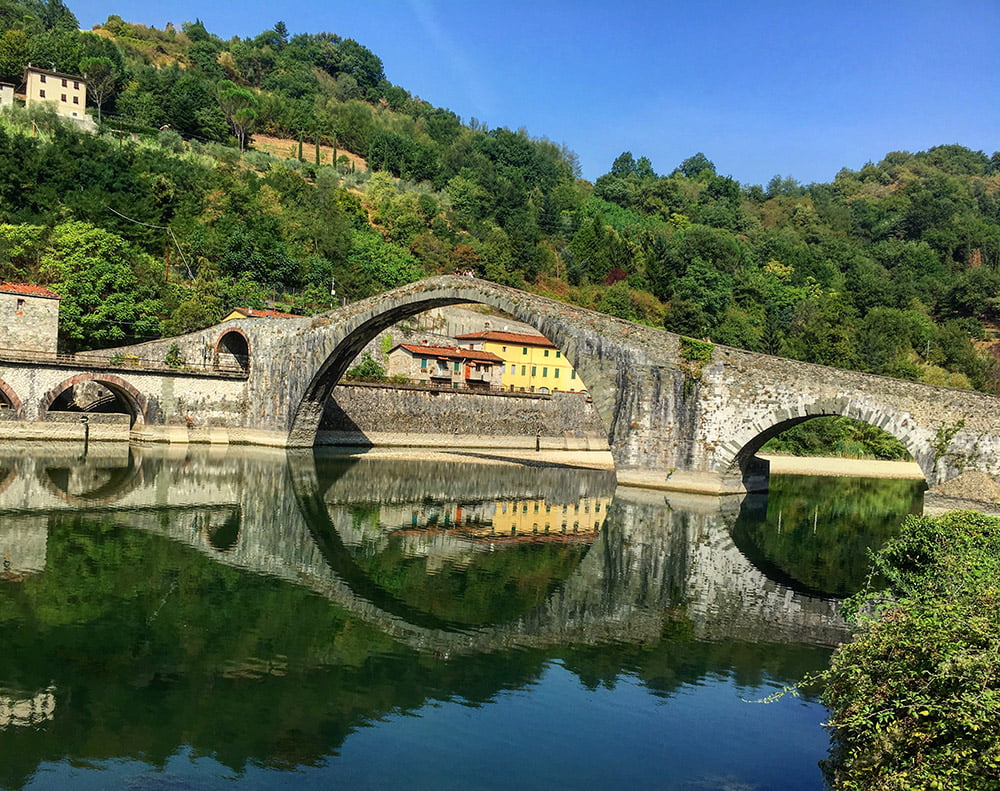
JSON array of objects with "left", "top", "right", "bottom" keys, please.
[
  {"left": 284, "top": 277, "right": 621, "bottom": 447},
  {"left": 40, "top": 372, "right": 148, "bottom": 426},
  {"left": 0, "top": 377, "right": 23, "bottom": 418},
  {"left": 718, "top": 397, "right": 935, "bottom": 485}
]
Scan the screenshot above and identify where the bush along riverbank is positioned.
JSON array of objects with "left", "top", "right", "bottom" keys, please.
[{"left": 820, "top": 511, "right": 1000, "bottom": 789}]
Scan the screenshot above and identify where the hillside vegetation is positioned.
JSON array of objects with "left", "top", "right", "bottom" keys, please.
[{"left": 1, "top": 0, "right": 1000, "bottom": 402}]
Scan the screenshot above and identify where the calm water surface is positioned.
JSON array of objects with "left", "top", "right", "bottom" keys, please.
[{"left": 0, "top": 445, "right": 925, "bottom": 790}]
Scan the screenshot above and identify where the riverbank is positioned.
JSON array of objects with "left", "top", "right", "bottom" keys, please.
[
  {"left": 320, "top": 448, "right": 926, "bottom": 481},
  {"left": 317, "top": 445, "right": 617, "bottom": 471},
  {"left": 759, "top": 453, "right": 925, "bottom": 479}
]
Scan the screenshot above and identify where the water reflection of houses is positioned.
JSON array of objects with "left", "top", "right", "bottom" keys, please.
[
  {"left": 341, "top": 495, "right": 612, "bottom": 556},
  {"left": 0, "top": 686, "right": 56, "bottom": 730}
]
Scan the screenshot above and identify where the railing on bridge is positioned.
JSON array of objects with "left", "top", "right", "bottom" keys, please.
[{"left": 0, "top": 346, "right": 249, "bottom": 379}]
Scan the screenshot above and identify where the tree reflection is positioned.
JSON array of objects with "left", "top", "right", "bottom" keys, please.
[{"left": 731, "top": 474, "right": 925, "bottom": 597}]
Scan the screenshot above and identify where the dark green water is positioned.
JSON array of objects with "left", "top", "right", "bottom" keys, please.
[{"left": 0, "top": 445, "right": 925, "bottom": 790}]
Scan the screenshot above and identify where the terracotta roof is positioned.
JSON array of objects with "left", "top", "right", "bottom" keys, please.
[
  {"left": 454, "top": 330, "right": 556, "bottom": 348},
  {"left": 0, "top": 282, "right": 60, "bottom": 299},
  {"left": 229, "top": 307, "right": 300, "bottom": 319},
  {"left": 396, "top": 343, "right": 503, "bottom": 364}
]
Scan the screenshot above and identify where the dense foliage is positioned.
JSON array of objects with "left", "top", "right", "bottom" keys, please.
[
  {"left": 1, "top": 0, "right": 999, "bottom": 402},
  {"left": 821, "top": 511, "right": 1000, "bottom": 789}
]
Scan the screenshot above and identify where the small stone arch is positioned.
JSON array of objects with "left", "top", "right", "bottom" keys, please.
[
  {"left": 39, "top": 450, "right": 145, "bottom": 507},
  {"left": 40, "top": 373, "right": 148, "bottom": 426},
  {"left": 0, "top": 378, "right": 23, "bottom": 418},
  {"left": 718, "top": 399, "right": 935, "bottom": 487},
  {"left": 215, "top": 329, "right": 250, "bottom": 374}
]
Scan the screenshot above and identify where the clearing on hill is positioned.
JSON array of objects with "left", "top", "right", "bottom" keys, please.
[{"left": 251, "top": 134, "right": 368, "bottom": 172}]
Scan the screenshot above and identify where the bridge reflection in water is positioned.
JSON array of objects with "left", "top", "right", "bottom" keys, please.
[{"left": 0, "top": 444, "right": 919, "bottom": 789}]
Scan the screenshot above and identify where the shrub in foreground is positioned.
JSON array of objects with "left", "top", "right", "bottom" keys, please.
[{"left": 821, "top": 511, "right": 1000, "bottom": 789}]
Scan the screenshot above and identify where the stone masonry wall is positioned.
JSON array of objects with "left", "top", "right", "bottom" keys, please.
[
  {"left": 0, "top": 293, "right": 59, "bottom": 354},
  {"left": 318, "top": 383, "right": 607, "bottom": 447}
]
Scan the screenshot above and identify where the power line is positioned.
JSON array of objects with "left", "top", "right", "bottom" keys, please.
[{"left": 104, "top": 205, "right": 195, "bottom": 280}]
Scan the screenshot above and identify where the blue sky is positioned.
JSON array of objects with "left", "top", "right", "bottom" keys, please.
[{"left": 68, "top": 0, "right": 999, "bottom": 186}]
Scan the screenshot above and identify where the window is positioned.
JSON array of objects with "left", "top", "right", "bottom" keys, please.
[
  {"left": 542, "top": 368, "right": 548, "bottom": 377},
  {"left": 502, "top": 345, "right": 507, "bottom": 352},
  {"left": 15, "top": 298, "right": 25, "bottom": 314},
  {"left": 556, "top": 351, "right": 561, "bottom": 358},
  {"left": 571, "top": 370, "right": 576, "bottom": 379},
  {"left": 554, "top": 369, "right": 560, "bottom": 378},
  {"left": 72, "top": 96, "right": 78, "bottom": 104},
  {"left": 38, "top": 89, "right": 45, "bottom": 98},
  {"left": 61, "top": 79, "right": 67, "bottom": 87},
  {"left": 531, "top": 366, "right": 536, "bottom": 376},
  {"left": 521, "top": 365, "right": 526, "bottom": 375},
  {"left": 544, "top": 349, "right": 549, "bottom": 357},
  {"left": 39, "top": 74, "right": 46, "bottom": 83},
  {"left": 522, "top": 347, "right": 527, "bottom": 355},
  {"left": 453, "top": 361, "right": 460, "bottom": 372},
  {"left": 61, "top": 94, "right": 66, "bottom": 102},
  {"left": 73, "top": 81, "right": 79, "bottom": 89},
  {"left": 420, "top": 358, "right": 427, "bottom": 369}
]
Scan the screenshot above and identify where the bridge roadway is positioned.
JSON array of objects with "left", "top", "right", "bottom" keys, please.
[
  {"left": 0, "top": 446, "right": 848, "bottom": 655},
  {"left": 3, "top": 275, "right": 999, "bottom": 495}
]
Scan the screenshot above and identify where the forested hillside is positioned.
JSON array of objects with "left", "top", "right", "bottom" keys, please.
[{"left": 1, "top": 0, "right": 1000, "bottom": 399}]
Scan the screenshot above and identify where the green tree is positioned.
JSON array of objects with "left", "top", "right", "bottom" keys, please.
[
  {"left": 40, "top": 221, "right": 162, "bottom": 351},
  {"left": 217, "top": 79, "right": 258, "bottom": 151},
  {"left": 79, "top": 56, "right": 117, "bottom": 123}
]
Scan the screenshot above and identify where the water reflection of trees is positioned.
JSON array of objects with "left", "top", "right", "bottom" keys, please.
[
  {"left": 731, "top": 475, "right": 925, "bottom": 597},
  {"left": 0, "top": 505, "right": 832, "bottom": 788}
]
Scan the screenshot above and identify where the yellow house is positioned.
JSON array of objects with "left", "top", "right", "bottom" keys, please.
[
  {"left": 223, "top": 306, "right": 300, "bottom": 321},
  {"left": 23, "top": 66, "right": 93, "bottom": 129},
  {"left": 476, "top": 495, "right": 611, "bottom": 539},
  {"left": 454, "top": 330, "right": 587, "bottom": 394}
]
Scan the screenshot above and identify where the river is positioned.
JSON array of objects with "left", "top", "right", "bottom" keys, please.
[{"left": 0, "top": 443, "right": 925, "bottom": 790}]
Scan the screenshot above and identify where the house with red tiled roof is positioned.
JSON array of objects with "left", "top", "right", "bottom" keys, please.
[
  {"left": 223, "top": 306, "right": 301, "bottom": 321},
  {"left": 0, "top": 282, "right": 61, "bottom": 354},
  {"left": 454, "top": 330, "right": 586, "bottom": 394},
  {"left": 387, "top": 341, "right": 504, "bottom": 390}
]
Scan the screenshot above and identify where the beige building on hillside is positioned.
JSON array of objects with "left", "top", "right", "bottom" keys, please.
[
  {"left": 23, "top": 66, "right": 93, "bottom": 129},
  {"left": 0, "top": 83, "right": 14, "bottom": 108}
]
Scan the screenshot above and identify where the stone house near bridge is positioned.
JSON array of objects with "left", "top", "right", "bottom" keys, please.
[{"left": 387, "top": 342, "right": 503, "bottom": 390}]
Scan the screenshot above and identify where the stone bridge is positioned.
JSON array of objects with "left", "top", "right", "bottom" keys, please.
[{"left": 2, "top": 275, "right": 998, "bottom": 494}]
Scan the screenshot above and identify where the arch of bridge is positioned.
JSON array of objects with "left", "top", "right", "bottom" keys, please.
[
  {"left": 719, "top": 397, "right": 936, "bottom": 483},
  {"left": 275, "top": 276, "right": 624, "bottom": 447},
  {"left": 39, "top": 372, "right": 148, "bottom": 425},
  {"left": 0, "top": 377, "right": 23, "bottom": 418}
]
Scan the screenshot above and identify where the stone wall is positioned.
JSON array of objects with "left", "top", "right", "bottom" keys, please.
[
  {"left": 318, "top": 382, "right": 608, "bottom": 448},
  {"left": 0, "top": 292, "right": 59, "bottom": 354}
]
